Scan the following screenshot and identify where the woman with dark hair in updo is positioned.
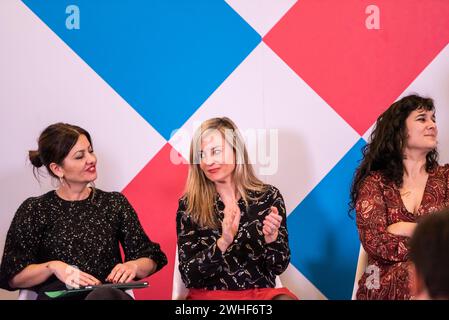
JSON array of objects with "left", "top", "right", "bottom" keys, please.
[
  {"left": 0, "top": 123, "right": 167, "bottom": 299},
  {"left": 350, "top": 94, "right": 449, "bottom": 300}
]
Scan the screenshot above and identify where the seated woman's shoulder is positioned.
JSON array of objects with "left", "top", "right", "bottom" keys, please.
[
  {"left": 175, "top": 197, "right": 191, "bottom": 222},
  {"left": 264, "top": 184, "right": 280, "bottom": 193},
  {"left": 90, "top": 189, "right": 127, "bottom": 205},
  {"left": 22, "top": 190, "right": 55, "bottom": 206},
  {"left": 364, "top": 170, "right": 385, "bottom": 183},
  {"left": 438, "top": 163, "right": 449, "bottom": 175},
  {"left": 252, "top": 184, "right": 281, "bottom": 198},
  {"left": 177, "top": 196, "right": 188, "bottom": 211},
  {"left": 105, "top": 190, "right": 124, "bottom": 199},
  {"left": 20, "top": 194, "right": 44, "bottom": 208},
  {"left": 14, "top": 192, "right": 55, "bottom": 218},
  {"left": 425, "top": 164, "right": 449, "bottom": 177}
]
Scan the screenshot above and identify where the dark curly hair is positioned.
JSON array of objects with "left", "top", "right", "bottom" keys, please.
[{"left": 349, "top": 94, "right": 438, "bottom": 216}]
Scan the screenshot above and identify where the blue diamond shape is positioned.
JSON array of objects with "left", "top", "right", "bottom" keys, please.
[
  {"left": 287, "top": 138, "right": 365, "bottom": 299},
  {"left": 23, "top": 0, "right": 261, "bottom": 139}
]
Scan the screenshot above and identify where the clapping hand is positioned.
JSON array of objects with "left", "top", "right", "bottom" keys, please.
[
  {"left": 217, "top": 203, "right": 241, "bottom": 252},
  {"left": 263, "top": 206, "right": 282, "bottom": 244}
]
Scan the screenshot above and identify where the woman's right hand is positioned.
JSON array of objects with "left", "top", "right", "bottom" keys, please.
[
  {"left": 217, "top": 204, "right": 241, "bottom": 253},
  {"left": 47, "top": 261, "right": 101, "bottom": 288}
]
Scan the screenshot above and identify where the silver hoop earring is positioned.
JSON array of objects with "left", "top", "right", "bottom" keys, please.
[{"left": 59, "top": 176, "right": 64, "bottom": 185}]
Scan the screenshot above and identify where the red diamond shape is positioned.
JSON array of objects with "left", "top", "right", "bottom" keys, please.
[
  {"left": 122, "top": 143, "right": 188, "bottom": 299},
  {"left": 264, "top": 0, "right": 449, "bottom": 135}
]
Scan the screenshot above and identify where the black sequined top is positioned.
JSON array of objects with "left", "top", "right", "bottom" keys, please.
[
  {"left": 176, "top": 185, "right": 290, "bottom": 290},
  {"left": 0, "top": 188, "right": 167, "bottom": 291}
]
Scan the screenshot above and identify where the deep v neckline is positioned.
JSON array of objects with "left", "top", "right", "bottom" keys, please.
[{"left": 397, "top": 172, "right": 432, "bottom": 215}]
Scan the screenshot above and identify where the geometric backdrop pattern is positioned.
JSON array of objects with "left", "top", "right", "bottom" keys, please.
[{"left": 1, "top": 0, "right": 449, "bottom": 299}]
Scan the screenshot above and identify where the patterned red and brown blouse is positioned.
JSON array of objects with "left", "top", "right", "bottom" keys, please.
[{"left": 356, "top": 164, "right": 449, "bottom": 300}]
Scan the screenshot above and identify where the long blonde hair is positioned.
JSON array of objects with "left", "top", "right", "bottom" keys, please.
[{"left": 183, "top": 117, "right": 266, "bottom": 229}]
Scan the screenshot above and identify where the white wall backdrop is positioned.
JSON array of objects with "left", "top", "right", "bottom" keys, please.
[{"left": 1, "top": 0, "right": 449, "bottom": 299}]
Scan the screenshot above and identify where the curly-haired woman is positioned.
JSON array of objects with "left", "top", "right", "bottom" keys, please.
[{"left": 350, "top": 94, "right": 449, "bottom": 300}]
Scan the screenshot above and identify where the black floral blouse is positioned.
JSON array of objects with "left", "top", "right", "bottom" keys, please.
[
  {"left": 176, "top": 185, "right": 290, "bottom": 290},
  {"left": 0, "top": 189, "right": 167, "bottom": 291}
]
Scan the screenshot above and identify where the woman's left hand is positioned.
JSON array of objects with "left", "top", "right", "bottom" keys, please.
[
  {"left": 106, "top": 262, "right": 138, "bottom": 283},
  {"left": 263, "top": 206, "right": 283, "bottom": 244}
]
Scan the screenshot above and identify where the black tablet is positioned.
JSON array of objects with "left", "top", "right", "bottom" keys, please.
[{"left": 44, "top": 281, "right": 149, "bottom": 298}]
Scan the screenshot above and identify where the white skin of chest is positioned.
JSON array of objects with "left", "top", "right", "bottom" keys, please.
[{"left": 399, "top": 172, "right": 429, "bottom": 214}]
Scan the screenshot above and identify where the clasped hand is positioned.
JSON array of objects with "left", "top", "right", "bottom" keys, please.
[
  {"left": 217, "top": 204, "right": 282, "bottom": 253},
  {"left": 263, "top": 206, "right": 282, "bottom": 244}
]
